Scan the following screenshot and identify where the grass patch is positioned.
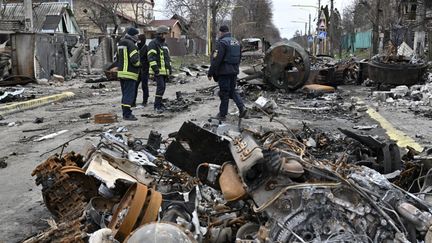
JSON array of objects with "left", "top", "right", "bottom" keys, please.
[{"left": 171, "top": 55, "right": 210, "bottom": 70}]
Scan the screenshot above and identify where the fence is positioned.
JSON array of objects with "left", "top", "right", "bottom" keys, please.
[
  {"left": 165, "top": 37, "right": 206, "bottom": 56},
  {"left": 342, "top": 30, "right": 372, "bottom": 53}
]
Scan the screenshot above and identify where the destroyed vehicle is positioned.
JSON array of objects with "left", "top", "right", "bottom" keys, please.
[
  {"left": 241, "top": 41, "right": 359, "bottom": 91},
  {"left": 368, "top": 55, "right": 428, "bottom": 86},
  {"left": 26, "top": 121, "right": 432, "bottom": 243}
]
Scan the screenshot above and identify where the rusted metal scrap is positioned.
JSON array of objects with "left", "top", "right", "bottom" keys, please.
[
  {"left": 241, "top": 42, "right": 359, "bottom": 90},
  {"left": 23, "top": 216, "right": 87, "bottom": 243},
  {"left": 263, "top": 41, "right": 311, "bottom": 90},
  {"left": 162, "top": 121, "right": 432, "bottom": 242},
  {"left": 27, "top": 121, "right": 432, "bottom": 242},
  {"left": 368, "top": 55, "right": 428, "bottom": 86},
  {"left": 108, "top": 183, "right": 162, "bottom": 242},
  {"left": 31, "top": 152, "right": 98, "bottom": 220}
]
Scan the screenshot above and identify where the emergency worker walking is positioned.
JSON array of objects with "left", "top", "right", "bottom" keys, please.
[
  {"left": 207, "top": 25, "right": 247, "bottom": 121},
  {"left": 117, "top": 27, "right": 141, "bottom": 121},
  {"left": 147, "top": 25, "right": 172, "bottom": 113}
]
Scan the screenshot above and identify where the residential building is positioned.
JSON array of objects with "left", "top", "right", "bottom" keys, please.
[
  {"left": 0, "top": 2, "right": 80, "bottom": 34},
  {"left": 117, "top": 0, "right": 154, "bottom": 24},
  {"left": 6, "top": 0, "right": 155, "bottom": 36},
  {"left": 148, "top": 19, "right": 183, "bottom": 39}
]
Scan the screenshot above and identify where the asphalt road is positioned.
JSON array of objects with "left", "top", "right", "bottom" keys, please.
[{"left": 0, "top": 75, "right": 430, "bottom": 242}]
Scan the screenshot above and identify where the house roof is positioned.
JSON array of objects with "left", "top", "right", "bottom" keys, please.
[
  {"left": 150, "top": 19, "right": 180, "bottom": 28},
  {"left": 116, "top": 0, "right": 154, "bottom": 5},
  {"left": 115, "top": 11, "right": 147, "bottom": 27},
  {"left": 0, "top": 2, "right": 77, "bottom": 32},
  {"left": 171, "top": 14, "right": 189, "bottom": 30}
]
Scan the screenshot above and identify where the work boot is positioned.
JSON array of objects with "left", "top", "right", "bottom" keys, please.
[
  {"left": 154, "top": 107, "right": 164, "bottom": 114},
  {"left": 214, "top": 113, "right": 226, "bottom": 121},
  {"left": 137, "top": 102, "right": 147, "bottom": 108},
  {"left": 123, "top": 114, "right": 138, "bottom": 121},
  {"left": 239, "top": 108, "right": 249, "bottom": 118}
]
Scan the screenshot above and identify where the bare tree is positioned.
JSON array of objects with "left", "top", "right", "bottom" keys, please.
[
  {"left": 84, "top": 0, "right": 121, "bottom": 34},
  {"left": 232, "top": 0, "right": 280, "bottom": 43},
  {"left": 165, "top": 0, "right": 233, "bottom": 49},
  {"left": 165, "top": 0, "right": 208, "bottom": 38},
  {"left": 118, "top": 1, "right": 149, "bottom": 26}
]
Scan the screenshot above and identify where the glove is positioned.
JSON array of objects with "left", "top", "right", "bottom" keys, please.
[{"left": 153, "top": 68, "right": 160, "bottom": 76}]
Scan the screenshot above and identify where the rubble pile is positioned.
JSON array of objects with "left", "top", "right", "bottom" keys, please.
[
  {"left": 240, "top": 42, "right": 359, "bottom": 91},
  {"left": 243, "top": 89, "right": 362, "bottom": 122},
  {"left": 372, "top": 72, "right": 432, "bottom": 118},
  {"left": 178, "top": 64, "right": 209, "bottom": 77},
  {"left": 24, "top": 119, "right": 432, "bottom": 242},
  {"left": 0, "top": 88, "right": 35, "bottom": 103},
  {"left": 162, "top": 91, "right": 203, "bottom": 112}
]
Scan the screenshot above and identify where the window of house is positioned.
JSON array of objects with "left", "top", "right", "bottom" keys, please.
[{"left": 107, "top": 27, "right": 115, "bottom": 34}]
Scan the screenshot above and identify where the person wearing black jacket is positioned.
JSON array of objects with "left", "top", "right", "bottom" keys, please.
[
  {"left": 208, "top": 25, "right": 247, "bottom": 121},
  {"left": 147, "top": 25, "right": 172, "bottom": 113},
  {"left": 117, "top": 27, "right": 141, "bottom": 121},
  {"left": 133, "top": 34, "right": 150, "bottom": 107}
]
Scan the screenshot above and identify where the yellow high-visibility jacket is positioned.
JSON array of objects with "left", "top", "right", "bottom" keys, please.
[
  {"left": 147, "top": 37, "right": 171, "bottom": 76},
  {"left": 117, "top": 36, "right": 141, "bottom": 80}
]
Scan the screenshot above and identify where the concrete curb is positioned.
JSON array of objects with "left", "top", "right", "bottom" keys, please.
[{"left": 0, "top": 91, "right": 75, "bottom": 116}]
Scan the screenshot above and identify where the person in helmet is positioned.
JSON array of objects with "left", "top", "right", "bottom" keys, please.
[
  {"left": 147, "top": 25, "right": 172, "bottom": 113},
  {"left": 117, "top": 27, "right": 141, "bottom": 121},
  {"left": 208, "top": 25, "right": 247, "bottom": 121}
]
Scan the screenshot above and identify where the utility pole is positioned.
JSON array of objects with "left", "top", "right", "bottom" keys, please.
[
  {"left": 24, "top": 0, "right": 33, "bottom": 32},
  {"left": 330, "top": 0, "right": 334, "bottom": 56},
  {"left": 309, "top": 13, "right": 311, "bottom": 35},
  {"left": 206, "top": 0, "right": 211, "bottom": 56},
  {"left": 372, "top": 0, "right": 381, "bottom": 55},
  {"left": 316, "top": 0, "right": 321, "bottom": 55},
  {"left": 305, "top": 23, "right": 307, "bottom": 37},
  {"left": 415, "top": 0, "right": 427, "bottom": 55}
]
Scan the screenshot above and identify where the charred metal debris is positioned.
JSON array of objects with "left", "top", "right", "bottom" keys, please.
[
  {"left": 239, "top": 41, "right": 359, "bottom": 91},
  {"left": 25, "top": 119, "right": 432, "bottom": 243},
  {"left": 239, "top": 41, "right": 430, "bottom": 93}
]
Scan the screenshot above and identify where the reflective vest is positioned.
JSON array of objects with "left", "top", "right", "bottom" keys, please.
[
  {"left": 117, "top": 37, "right": 141, "bottom": 80},
  {"left": 148, "top": 37, "right": 171, "bottom": 76}
]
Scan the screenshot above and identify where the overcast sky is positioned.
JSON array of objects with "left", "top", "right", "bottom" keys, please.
[{"left": 154, "top": 0, "right": 354, "bottom": 39}]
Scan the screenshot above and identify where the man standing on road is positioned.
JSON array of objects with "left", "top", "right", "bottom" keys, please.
[
  {"left": 133, "top": 34, "right": 150, "bottom": 107},
  {"left": 208, "top": 25, "right": 247, "bottom": 121},
  {"left": 148, "top": 25, "right": 172, "bottom": 113},
  {"left": 117, "top": 27, "right": 141, "bottom": 121}
]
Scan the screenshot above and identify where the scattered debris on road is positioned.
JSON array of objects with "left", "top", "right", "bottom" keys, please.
[{"left": 23, "top": 119, "right": 432, "bottom": 242}]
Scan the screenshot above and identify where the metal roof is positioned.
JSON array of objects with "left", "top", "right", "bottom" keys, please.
[{"left": 0, "top": 3, "right": 71, "bottom": 32}]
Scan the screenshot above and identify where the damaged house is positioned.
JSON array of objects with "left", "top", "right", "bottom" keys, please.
[{"left": 0, "top": 2, "right": 81, "bottom": 81}]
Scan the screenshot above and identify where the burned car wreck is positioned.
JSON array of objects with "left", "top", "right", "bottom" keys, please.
[{"left": 25, "top": 120, "right": 432, "bottom": 243}]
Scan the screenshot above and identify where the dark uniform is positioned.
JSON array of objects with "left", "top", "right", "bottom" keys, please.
[
  {"left": 117, "top": 28, "right": 141, "bottom": 120},
  {"left": 148, "top": 27, "right": 172, "bottom": 112},
  {"left": 134, "top": 35, "right": 150, "bottom": 106},
  {"left": 208, "top": 28, "right": 246, "bottom": 119}
]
